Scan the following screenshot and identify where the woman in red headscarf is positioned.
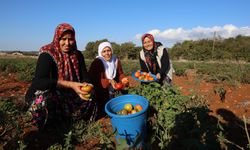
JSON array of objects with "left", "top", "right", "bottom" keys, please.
[
  {"left": 139, "top": 33, "right": 174, "bottom": 86},
  {"left": 25, "top": 23, "right": 96, "bottom": 130}
]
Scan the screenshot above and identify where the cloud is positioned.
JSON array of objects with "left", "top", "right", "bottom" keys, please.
[{"left": 134, "top": 24, "right": 250, "bottom": 47}]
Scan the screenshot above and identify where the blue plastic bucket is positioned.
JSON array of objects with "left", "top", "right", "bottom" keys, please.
[{"left": 105, "top": 94, "right": 149, "bottom": 148}]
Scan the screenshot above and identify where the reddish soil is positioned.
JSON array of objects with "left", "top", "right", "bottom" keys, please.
[
  {"left": 0, "top": 73, "right": 249, "bottom": 149},
  {"left": 172, "top": 75, "right": 250, "bottom": 120}
]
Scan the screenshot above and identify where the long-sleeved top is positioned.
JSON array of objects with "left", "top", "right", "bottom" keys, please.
[
  {"left": 139, "top": 44, "right": 171, "bottom": 85},
  {"left": 88, "top": 58, "right": 125, "bottom": 115},
  {"left": 25, "top": 52, "right": 90, "bottom": 102}
]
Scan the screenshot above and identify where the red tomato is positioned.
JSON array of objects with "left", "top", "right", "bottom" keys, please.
[{"left": 114, "top": 83, "right": 123, "bottom": 90}]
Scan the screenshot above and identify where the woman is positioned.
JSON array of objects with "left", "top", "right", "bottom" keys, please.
[
  {"left": 139, "top": 33, "right": 174, "bottom": 86},
  {"left": 88, "top": 41, "right": 128, "bottom": 119},
  {"left": 25, "top": 23, "right": 96, "bottom": 130}
]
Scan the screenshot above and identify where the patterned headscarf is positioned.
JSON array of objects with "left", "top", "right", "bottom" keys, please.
[
  {"left": 141, "top": 33, "right": 157, "bottom": 74},
  {"left": 40, "top": 23, "right": 80, "bottom": 81}
]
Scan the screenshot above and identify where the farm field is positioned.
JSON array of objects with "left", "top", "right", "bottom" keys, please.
[{"left": 0, "top": 57, "right": 250, "bottom": 149}]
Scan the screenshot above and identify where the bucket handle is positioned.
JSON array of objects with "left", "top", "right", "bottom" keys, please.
[{"left": 114, "top": 128, "right": 141, "bottom": 147}]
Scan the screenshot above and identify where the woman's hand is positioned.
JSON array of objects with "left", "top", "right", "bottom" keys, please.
[
  {"left": 121, "top": 77, "right": 129, "bottom": 87},
  {"left": 109, "top": 79, "right": 117, "bottom": 89},
  {"left": 156, "top": 73, "right": 161, "bottom": 80},
  {"left": 57, "top": 80, "right": 92, "bottom": 101}
]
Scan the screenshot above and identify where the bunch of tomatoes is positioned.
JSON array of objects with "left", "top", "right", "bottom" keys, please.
[
  {"left": 134, "top": 71, "right": 154, "bottom": 81},
  {"left": 117, "top": 103, "right": 143, "bottom": 115},
  {"left": 79, "top": 77, "right": 129, "bottom": 100},
  {"left": 114, "top": 77, "right": 129, "bottom": 90}
]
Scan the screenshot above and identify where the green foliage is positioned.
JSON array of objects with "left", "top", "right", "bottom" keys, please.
[
  {"left": 169, "top": 35, "right": 250, "bottom": 62},
  {"left": 120, "top": 59, "right": 140, "bottom": 75},
  {"left": 0, "top": 97, "right": 27, "bottom": 150},
  {"left": 71, "top": 119, "right": 115, "bottom": 149},
  {"left": 0, "top": 58, "right": 36, "bottom": 81},
  {"left": 82, "top": 39, "right": 142, "bottom": 60},
  {"left": 173, "top": 61, "right": 250, "bottom": 84},
  {"left": 128, "top": 83, "right": 223, "bottom": 149},
  {"left": 83, "top": 39, "right": 108, "bottom": 59},
  {"left": 63, "top": 131, "right": 73, "bottom": 150}
]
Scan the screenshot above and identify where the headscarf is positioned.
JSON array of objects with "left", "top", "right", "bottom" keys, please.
[
  {"left": 40, "top": 23, "right": 80, "bottom": 81},
  {"left": 141, "top": 33, "right": 158, "bottom": 74},
  {"left": 96, "top": 42, "right": 117, "bottom": 80}
]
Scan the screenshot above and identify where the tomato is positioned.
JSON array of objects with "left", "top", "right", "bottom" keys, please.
[
  {"left": 135, "top": 71, "right": 141, "bottom": 78},
  {"left": 83, "top": 93, "right": 91, "bottom": 98},
  {"left": 134, "top": 104, "right": 143, "bottom": 112},
  {"left": 138, "top": 75, "right": 144, "bottom": 80},
  {"left": 114, "top": 83, "right": 123, "bottom": 90},
  {"left": 148, "top": 77, "right": 154, "bottom": 81},
  {"left": 117, "top": 109, "right": 128, "bottom": 115},
  {"left": 80, "top": 93, "right": 91, "bottom": 101},
  {"left": 80, "top": 84, "right": 93, "bottom": 92},
  {"left": 124, "top": 103, "right": 133, "bottom": 112},
  {"left": 130, "top": 109, "right": 137, "bottom": 114}
]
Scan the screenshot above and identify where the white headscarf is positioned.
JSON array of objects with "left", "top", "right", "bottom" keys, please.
[{"left": 97, "top": 42, "right": 117, "bottom": 80}]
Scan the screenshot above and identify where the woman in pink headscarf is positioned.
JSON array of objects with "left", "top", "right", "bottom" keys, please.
[
  {"left": 25, "top": 23, "right": 96, "bottom": 130},
  {"left": 139, "top": 33, "right": 174, "bottom": 86},
  {"left": 88, "top": 41, "right": 128, "bottom": 119}
]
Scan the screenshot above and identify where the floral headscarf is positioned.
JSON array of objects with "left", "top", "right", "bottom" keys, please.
[
  {"left": 141, "top": 33, "right": 158, "bottom": 74},
  {"left": 40, "top": 23, "right": 80, "bottom": 81}
]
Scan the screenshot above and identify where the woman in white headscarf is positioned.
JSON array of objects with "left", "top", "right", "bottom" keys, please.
[{"left": 89, "top": 41, "right": 128, "bottom": 119}]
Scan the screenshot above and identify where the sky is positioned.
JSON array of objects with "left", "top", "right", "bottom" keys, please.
[{"left": 0, "top": 0, "right": 250, "bottom": 51}]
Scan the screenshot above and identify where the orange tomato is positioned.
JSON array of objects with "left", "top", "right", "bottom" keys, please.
[
  {"left": 80, "top": 84, "right": 93, "bottom": 92},
  {"left": 148, "top": 77, "right": 154, "bottom": 81},
  {"left": 135, "top": 71, "right": 141, "bottom": 78},
  {"left": 134, "top": 104, "right": 143, "bottom": 112}
]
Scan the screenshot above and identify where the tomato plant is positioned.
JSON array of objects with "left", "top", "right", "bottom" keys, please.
[{"left": 126, "top": 82, "right": 224, "bottom": 149}]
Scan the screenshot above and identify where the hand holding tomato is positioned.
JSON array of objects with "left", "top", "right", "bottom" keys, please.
[
  {"left": 121, "top": 77, "right": 129, "bottom": 86},
  {"left": 79, "top": 93, "right": 92, "bottom": 101},
  {"left": 80, "top": 84, "right": 93, "bottom": 92},
  {"left": 156, "top": 73, "right": 161, "bottom": 80},
  {"left": 114, "top": 82, "right": 123, "bottom": 90},
  {"left": 79, "top": 83, "right": 93, "bottom": 101}
]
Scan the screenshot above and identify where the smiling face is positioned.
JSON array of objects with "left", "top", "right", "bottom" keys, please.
[
  {"left": 59, "top": 31, "right": 75, "bottom": 53},
  {"left": 101, "top": 46, "right": 113, "bottom": 61},
  {"left": 143, "top": 37, "right": 154, "bottom": 51}
]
